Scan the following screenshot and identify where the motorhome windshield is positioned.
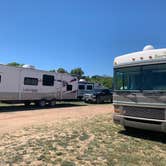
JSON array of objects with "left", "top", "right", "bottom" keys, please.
[
  {"left": 114, "top": 63, "right": 166, "bottom": 91},
  {"left": 114, "top": 66, "right": 141, "bottom": 91}
]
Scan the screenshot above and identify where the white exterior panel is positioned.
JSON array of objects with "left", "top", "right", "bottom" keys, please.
[
  {"left": 0, "top": 64, "right": 78, "bottom": 102},
  {"left": 114, "top": 48, "right": 166, "bottom": 67}
]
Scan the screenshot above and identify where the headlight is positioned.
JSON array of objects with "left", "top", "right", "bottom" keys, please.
[{"left": 114, "top": 105, "right": 124, "bottom": 114}]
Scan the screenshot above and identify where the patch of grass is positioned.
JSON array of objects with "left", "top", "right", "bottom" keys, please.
[
  {"left": 79, "top": 132, "right": 89, "bottom": 141},
  {"left": 0, "top": 113, "right": 166, "bottom": 165},
  {"left": 61, "top": 160, "right": 76, "bottom": 166},
  {"left": 56, "top": 151, "right": 63, "bottom": 156},
  {"left": 0, "top": 102, "right": 13, "bottom": 106}
]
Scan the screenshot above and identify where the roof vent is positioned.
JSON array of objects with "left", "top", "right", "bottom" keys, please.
[
  {"left": 22, "top": 64, "right": 35, "bottom": 69},
  {"left": 79, "top": 79, "right": 87, "bottom": 83},
  {"left": 143, "top": 45, "right": 155, "bottom": 51}
]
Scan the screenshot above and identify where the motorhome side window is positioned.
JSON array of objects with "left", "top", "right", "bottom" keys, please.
[
  {"left": 0, "top": 75, "right": 1, "bottom": 83},
  {"left": 79, "top": 85, "right": 85, "bottom": 90},
  {"left": 87, "top": 85, "right": 93, "bottom": 90},
  {"left": 42, "top": 75, "right": 54, "bottom": 86},
  {"left": 24, "top": 77, "right": 38, "bottom": 86},
  {"left": 67, "top": 85, "right": 72, "bottom": 91}
]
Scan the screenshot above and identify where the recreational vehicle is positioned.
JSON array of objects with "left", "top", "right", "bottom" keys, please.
[
  {"left": 77, "top": 79, "right": 94, "bottom": 99},
  {"left": 77, "top": 79, "right": 104, "bottom": 99},
  {"left": 0, "top": 64, "right": 78, "bottom": 107},
  {"left": 113, "top": 45, "right": 166, "bottom": 132}
]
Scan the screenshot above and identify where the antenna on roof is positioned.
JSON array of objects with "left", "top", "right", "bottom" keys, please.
[{"left": 143, "top": 45, "right": 155, "bottom": 51}]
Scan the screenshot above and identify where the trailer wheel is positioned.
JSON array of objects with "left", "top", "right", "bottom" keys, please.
[
  {"left": 78, "top": 96, "right": 83, "bottom": 101},
  {"left": 49, "top": 100, "right": 56, "bottom": 107},
  {"left": 24, "top": 102, "right": 31, "bottom": 107},
  {"left": 38, "top": 100, "right": 46, "bottom": 107}
]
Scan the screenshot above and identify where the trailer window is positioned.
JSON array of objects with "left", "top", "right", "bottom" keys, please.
[
  {"left": 0, "top": 75, "right": 1, "bottom": 83},
  {"left": 87, "top": 85, "right": 93, "bottom": 90},
  {"left": 24, "top": 77, "right": 38, "bottom": 86},
  {"left": 67, "top": 85, "right": 72, "bottom": 91},
  {"left": 43, "top": 75, "right": 54, "bottom": 86},
  {"left": 79, "top": 85, "right": 85, "bottom": 90}
]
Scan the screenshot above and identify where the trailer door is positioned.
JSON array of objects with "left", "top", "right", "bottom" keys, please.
[{"left": 20, "top": 69, "right": 41, "bottom": 100}]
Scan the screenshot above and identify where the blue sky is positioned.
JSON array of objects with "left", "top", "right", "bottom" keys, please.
[{"left": 0, "top": 0, "right": 166, "bottom": 76}]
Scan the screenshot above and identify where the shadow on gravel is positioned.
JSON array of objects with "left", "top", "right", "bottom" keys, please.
[
  {"left": 119, "top": 129, "right": 166, "bottom": 143},
  {"left": 0, "top": 102, "right": 87, "bottom": 113}
]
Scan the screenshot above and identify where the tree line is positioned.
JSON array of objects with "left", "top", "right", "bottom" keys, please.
[{"left": 7, "top": 62, "right": 113, "bottom": 89}]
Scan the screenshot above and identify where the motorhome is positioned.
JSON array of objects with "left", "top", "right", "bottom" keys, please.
[
  {"left": 113, "top": 45, "right": 166, "bottom": 132},
  {"left": 0, "top": 64, "right": 78, "bottom": 107},
  {"left": 77, "top": 79, "right": 104, "bottom": 99}
]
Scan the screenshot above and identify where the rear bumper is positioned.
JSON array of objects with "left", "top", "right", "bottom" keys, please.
[{"left": 113, "top": 113, "right": 166, "bottom": 133}]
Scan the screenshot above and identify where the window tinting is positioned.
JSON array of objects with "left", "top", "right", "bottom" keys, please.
[
  {"left": 67, "top": 85, "right": 72, "bottom": 91},
  {"left": 114, "top": 67, "right": 141, "bottom": 90},
  {"left": 24, "top": 77, "right": 38, "bottom": 86},
  {"left": 87, "top": 85, "right": 93, "bottom": 90},
  {"left": 79, "top": 85, "right": 85, "bottom": 90},
  {"left": 114, "top": 64, "right": 166, "bottom": 91},
  {"left": 43, "top": 75, "right": 54, "bottom": 86},
  {"left": 142, "top": 64, "right": 166, "bottom": 90}
]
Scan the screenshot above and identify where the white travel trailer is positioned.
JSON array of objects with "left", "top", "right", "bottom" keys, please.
[
  {"left": 56, "top": 72, "right": 78, "bottom": 100},
  {"left": 0, "top": 64, "right": 78, "bottom": 107},
  {"left": 113, "top": 45, "right": 166, "bottom": 132}
]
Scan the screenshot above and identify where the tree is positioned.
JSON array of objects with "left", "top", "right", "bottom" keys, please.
[
  {"left": 7, "top": 62, "right": 24, "bottom": 67},
  {"left": 70, "top": 68, "right": 84, "bottom": 79},
  {"left": 82, "top": 76, "right": 91, "bottom": 82},
  {"left": 57, "top": 68, "right": 67, "bottom": 73},
  {"left": 49, "top": 69, "right": 56, "bottom": 72},
  {"left": 90, "top": 75, "right": 113, "bottom": 89},
  {"left": 7, "top": 62, "right": 23, "bottom": 67}
]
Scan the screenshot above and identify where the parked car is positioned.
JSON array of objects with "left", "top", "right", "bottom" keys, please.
[{"left": 83, "top": 89, "right": 113, "bottom": 104}]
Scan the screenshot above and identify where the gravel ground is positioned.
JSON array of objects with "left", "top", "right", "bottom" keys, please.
[{"left": 0, "top": 103, "right": 113, "bottom": 135}]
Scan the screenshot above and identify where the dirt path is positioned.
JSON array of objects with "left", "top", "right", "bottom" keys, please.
[{"left": 0, "top": 104, "right": 113, "bottom": 135}]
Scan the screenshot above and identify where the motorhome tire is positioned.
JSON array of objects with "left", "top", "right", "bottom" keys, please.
[
  {"left": 49, "top": 100, "right": 56, "bottom": 107},
  {"left": 124, "top": 126, "right": 135, "bottom": 132},
  {"left": 24, "top": 102, "right": 31, "bottom": 107},
  {"left": 38, "top": 100, "right": 46, "bottom": 107}
]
